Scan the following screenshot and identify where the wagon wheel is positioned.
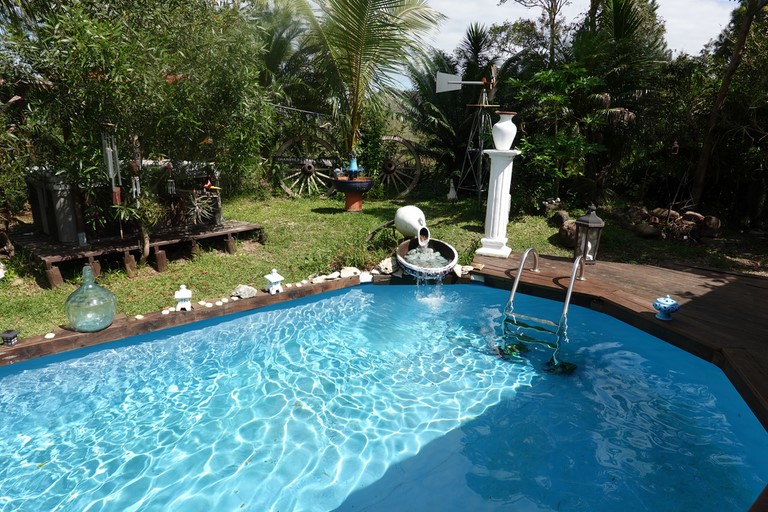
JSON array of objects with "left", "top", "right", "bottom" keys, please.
[
  {"left": 379, "top": 135, "right": 422, "bottom": 197},
  {"left": 273, "top": 135, "right": 338, "bottom": 197}
]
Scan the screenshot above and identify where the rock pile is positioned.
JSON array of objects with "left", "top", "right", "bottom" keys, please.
[
  {"left": 624, "top": 206, "right": 721, "bottom": 243},
  {"left": 554, "top": 205, "right": 722, "bottom": 248}
]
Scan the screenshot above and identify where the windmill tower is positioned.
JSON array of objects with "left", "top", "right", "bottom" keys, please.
[{"left": 436, "top": 66, "right": 498, "bottom": 198}]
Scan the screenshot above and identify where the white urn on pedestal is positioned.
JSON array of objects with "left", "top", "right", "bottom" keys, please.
[
  {"left": 477, "top": 112, "right": 520, "bottom": 258},
  {"left": 491, "top": 111, "right": 517, "bottom": 151}
]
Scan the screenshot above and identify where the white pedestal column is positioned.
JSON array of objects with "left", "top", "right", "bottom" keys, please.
[{"left": 476, "top": 149, "right": 520, "bottom": 258}]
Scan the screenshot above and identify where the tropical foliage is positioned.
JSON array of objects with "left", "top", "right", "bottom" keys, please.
[
  {"left": 0, "top": 0, "right": 766, "bottom": 230},
  {"left": 295, "top": 0, "right": 442, "bottom": 154}
]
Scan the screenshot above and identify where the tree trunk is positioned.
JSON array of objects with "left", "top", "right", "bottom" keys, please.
[
  {"left": 691, "top": 0, "right": 767, "bottom": 205},
  {"left": 587, "top": 0, "right": 600, "bottom": 31},
  {"left": 139, "top": 227, "right": 150, "bottom": 265}
]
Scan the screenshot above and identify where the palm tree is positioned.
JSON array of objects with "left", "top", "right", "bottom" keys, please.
[{"left": 295, "top": 0, "right": 442, "bottom": 155}]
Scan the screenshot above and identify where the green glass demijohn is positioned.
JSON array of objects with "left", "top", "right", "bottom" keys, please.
[{"left": 65, "top": 265, "right": 117, "bottom": 332}]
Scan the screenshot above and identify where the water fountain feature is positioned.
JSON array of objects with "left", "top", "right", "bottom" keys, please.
[{"left": 393, "top": 206, "right": 458, "bottom": 280}]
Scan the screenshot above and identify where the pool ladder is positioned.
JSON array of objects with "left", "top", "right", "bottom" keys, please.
[{"left": 505, "top": 249, "right": 586, "bottom": 332}]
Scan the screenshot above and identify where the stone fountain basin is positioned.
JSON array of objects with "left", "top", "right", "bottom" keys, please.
[{"left": 396, "top": 238, "right": 459, "bottom": 280}]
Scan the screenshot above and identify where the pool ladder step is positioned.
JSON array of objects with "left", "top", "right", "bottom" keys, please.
[
  {"left": 503, "top": 312, "right": 560, "bottom": 348},
  {"left": 504, "top": 249, "right": 585, "bottom": 333}
]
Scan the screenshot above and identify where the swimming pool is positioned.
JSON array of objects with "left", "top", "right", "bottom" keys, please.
[{"left": 0, "top": 284, "right": 765, "bottom": 511}]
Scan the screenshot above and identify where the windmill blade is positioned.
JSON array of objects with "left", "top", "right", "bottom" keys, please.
[
  {"left": 436, "top": 72, "right": 461, "bottom": 93},
  {"left": 435, "top": 71, "right": 483, "bottom": 93}
]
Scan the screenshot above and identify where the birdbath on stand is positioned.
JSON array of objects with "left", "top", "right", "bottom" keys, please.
[{"left": 332, "top": 154, "right": 374, "bottom": 212}]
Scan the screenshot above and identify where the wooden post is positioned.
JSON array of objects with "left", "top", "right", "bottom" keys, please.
[
  {"left": 225, "top": 233, "right": 236, "bottom": 254},
  {"left": 44, "top": 262, "right": 64, "bottom": 288},
  {"left": 87, "top": 256, "right": 101, "bottom": 277},
  {"left": 154, "top": 247, "right": 168, "bottom": 272},
  {"left": 124, "top": 251, "right": 137, "bottom": 278}
]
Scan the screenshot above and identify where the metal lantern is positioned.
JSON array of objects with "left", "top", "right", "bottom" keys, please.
[
  {"left": 1, "top": 329, "right": 19, "bottom": 346},
  {"left": 574, "top": 204, "right": 604, "bottom": 264}
]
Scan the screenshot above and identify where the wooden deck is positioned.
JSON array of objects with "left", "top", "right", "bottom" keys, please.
[
  {"left": 10, "top": 219, "right": 264, "bottom": 287},
  {"left": 472, "top": 252, "right": 768, "bottom": 511}
]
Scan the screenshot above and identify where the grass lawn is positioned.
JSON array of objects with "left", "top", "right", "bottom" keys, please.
[{"left": 1, "top": 191, "right": 766, "bottom": 339}]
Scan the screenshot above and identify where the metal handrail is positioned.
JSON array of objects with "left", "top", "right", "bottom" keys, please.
[
  {"left": 560, "top": 255, "right": 585, "bottom": 322},
  {"left": 505, "top": 248, "right": 540, "bottom": 310}
]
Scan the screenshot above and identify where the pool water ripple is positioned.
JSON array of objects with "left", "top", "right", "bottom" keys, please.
[{"left": 0, "top": 285, "right": 766, "bottom": 511}]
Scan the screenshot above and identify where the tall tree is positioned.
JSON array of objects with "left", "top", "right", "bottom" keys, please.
[
  {"left": 569, "top": 0, "right": 667, "bottom": 201},
  {"left": 691, "top": 0, "right": 768, "bottom": 206},
  {"left": 498, "top": 0, "right": 571, "bottom": 67}
]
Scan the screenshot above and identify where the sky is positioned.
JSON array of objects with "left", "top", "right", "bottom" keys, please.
[{"left": 425, "top": 0, "right": 735, "bottom": 57}]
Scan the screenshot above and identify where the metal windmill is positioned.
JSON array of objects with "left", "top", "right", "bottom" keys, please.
[{"left": 436, "top": 65, "right": 498, "bottom": 198}]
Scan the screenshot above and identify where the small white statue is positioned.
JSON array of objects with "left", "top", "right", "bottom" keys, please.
[
  {"left": 264, "top": 269, "right": 285, "bottom": 295},
  {"left": 175, "top": 284, "right": 193, "bottom": 311},
  {"left": 447, "top": 179, "right": 458, "bottom": 201}
]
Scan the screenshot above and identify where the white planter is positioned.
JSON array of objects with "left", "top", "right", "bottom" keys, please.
[{"left": 492, "top": 111, "right": 517, "bottom": 151}]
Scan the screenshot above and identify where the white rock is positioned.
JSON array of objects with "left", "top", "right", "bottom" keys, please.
[
  {"left": 359, "top": 272, "right": 373, "bottom": 283},
  {"left": 161, "top": 310, "right": 170, "bottom": 315},
  {"left": 44, "top": 332, "right": 56, "bottom": 339},
  {"left": 311, "top": 275, "right": 327, "bottom": 284},
  {"left": 462, "top": 265, "right": 474, "bottom": 274},
  {"left": 370, "top": 268, "right": 381, "bottom": 275},
  {"left": 452, "top": 264, "right": 462, "bottom": 277},
  {"left": 376, "top": 257, "right": 399, "bottom": 275},
  {"left": 340, "top": 267, "right": 361, "bottom": 278},
  {"left": 135, "top": 314, "right": 145, "bottom": 320},
  {"left": 215, "top": 300, "right": 223, "bottom": 306},
  {"left": 232, "top": 284, "right": 258, "bottom": 299},
  {"left": 327, "top": 271, "right": 341, "bottom": 279}
]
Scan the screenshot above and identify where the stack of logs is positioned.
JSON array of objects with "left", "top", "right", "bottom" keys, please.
[{"left": 553, "top": 205, "right": 722, "bottom": 248}]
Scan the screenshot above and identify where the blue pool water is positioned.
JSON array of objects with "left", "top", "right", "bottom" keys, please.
[{"left": 0, "top": 284, "right": 766, "bottom": 511}]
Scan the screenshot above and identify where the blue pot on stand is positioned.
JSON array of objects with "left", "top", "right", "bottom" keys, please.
[{"left": 652, "top": 295, "right": 679, "bottom": 321}]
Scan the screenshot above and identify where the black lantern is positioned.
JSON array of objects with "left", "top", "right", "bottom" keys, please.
[
  {"left": 574, "top": 204, "right": 604, "bottom": 265},
  {"left": 1, "top": 329, "right": 19, "bottom": 346}
]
